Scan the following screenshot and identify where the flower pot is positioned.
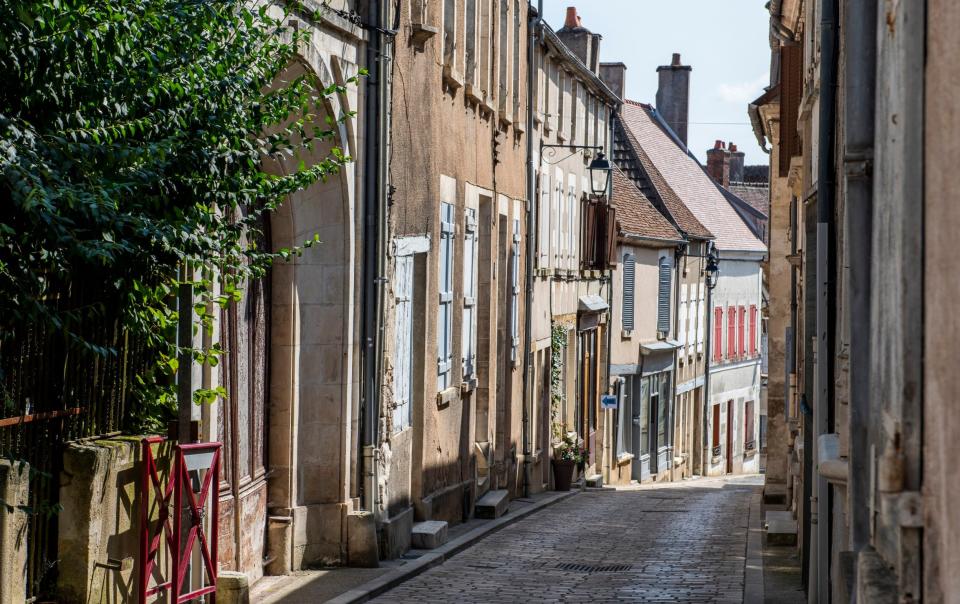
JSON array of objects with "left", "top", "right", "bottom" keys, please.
[{"left": 552, "top": 459, "right": 576, "bottom": 492}]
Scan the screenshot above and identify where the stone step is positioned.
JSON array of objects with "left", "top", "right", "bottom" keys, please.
[
  {"left": 765, "top": 510, "right": 798, "bottom": 546},
  {"left": 410, "top": 520, "right": 449, "bottom": 550},
  {"left": 475, "top": 489, "right": 509, "bottom": 519},
  {"left": 585, "top": 474, "right": 603, "bottom": 488}
]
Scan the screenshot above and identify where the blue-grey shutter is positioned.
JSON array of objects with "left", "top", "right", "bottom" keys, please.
[
  {"left": 622, "top": 253, "right": 635, "bottom": 331},
  {"left": 438, "top": 202, "right": 455, "bottom": 391},
  {"left": 510, "top": 219, "right": 521, "bottom": 362},
  {"left": 657, "top": 257, "right": 672, "bottom": 334}
]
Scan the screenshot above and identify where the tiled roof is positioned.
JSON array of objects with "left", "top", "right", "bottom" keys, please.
[
  {"left": 611, "top": 165, "right": 683, "bottom": 243},
  {"left": 620, "top": 101, "right": 767, "bottom": 253},
  {"left": 728, "top": 183, "right": 770, "bottom": 218}
]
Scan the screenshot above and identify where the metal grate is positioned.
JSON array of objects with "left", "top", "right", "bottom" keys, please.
[{"left": 556, "top": 563, "right": 634, "bottom": 573}]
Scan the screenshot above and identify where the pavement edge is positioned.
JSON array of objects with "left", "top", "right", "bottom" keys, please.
[
  {"left": 744, "top": 487, "right": 765, "bottom": 604},
  {"left": 326, "top": 490, "right": 579, "bottom": 604}
]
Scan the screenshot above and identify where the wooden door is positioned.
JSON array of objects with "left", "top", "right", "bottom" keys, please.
[
  {"left": 219, "top": 224, "right": 270, "bottom": 581},
  {"left": 725, "top": 400, "right": 734, "bottom": 474}
]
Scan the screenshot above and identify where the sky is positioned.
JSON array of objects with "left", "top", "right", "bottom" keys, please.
[{"left": 541, "top": 1, "right": 772, "bottom": 166}]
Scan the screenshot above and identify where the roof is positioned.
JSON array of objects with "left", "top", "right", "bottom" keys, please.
[
  {"left": 540, "top": 26, "right": 620, "bottom": 106},
  {"left": 620, "top": 100, "right": 767, "bottom": 254},
  {"left": 613, "top": 114, "right": 713, "bottom": 240},
  {"left": 611, "top": 165, "right": 683, "bottom": 244},
  {"left": 728, "top": 183, "right": 770, "bottom": 218}
]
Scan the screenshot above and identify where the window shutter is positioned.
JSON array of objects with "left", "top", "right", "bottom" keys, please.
[
  {"left": 605, "top": 204, "right": 618, "bottom": 267},
  {"left": 712, "top": 404, "right": 721, "bottom": 449},
  {"left": 538, "top": 172, "right": 550, "bottom": 267},
  {"left": 622, "top": 254, "right": 635, "bottom": 331},
  {"left": 727, "top": 305, "right": 736, "bottom": 359},
  {"left": 657, "top": 258, "right": 672, "bottom": 334},
  {"left": 462, "top": 209, "right": 479, "bottom": 378},
  {"left": 394, "top": 255, "right": 414, "bottom": 431},
  {"left": 678, "top": 285, "right": 688, "bottom": 352},
  {"left": 745, "top": 400, "right": 755, "bottom": 449},
  {"left": 738, "top": 306, "right": 746, "bottom": 359},
  {"left": 714, "top": 307, "right": 723, "bottom": 362},
  {"left": 437, "top": 202, "right": 455, "bottom": 391},
  {"left": 749, "top": 305, "right": 758, "bottom": 357},
  {"left": 510, "top": 220, "right": 521, "bottom": 362},
  {"left": 697, "top": 285, "right": 705, "bottom": 353}
]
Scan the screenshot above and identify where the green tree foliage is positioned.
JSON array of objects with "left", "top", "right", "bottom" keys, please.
[{"left": 0, "top": 0, "right": 359, "bottom": 430}]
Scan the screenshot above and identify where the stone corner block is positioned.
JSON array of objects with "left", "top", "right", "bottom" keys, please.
[
  {"left": 0, "top": 460, "right": 29, "bottom": 604},
  {"left": 346, "top": 511, "right": 379, "bottom": 568},
  {"left": 410, "top": 520, "right": 449, "bottom": 550},
  {"left": 216, "top": 571, "right": 250, "bottom": 604},
  {"left": 475, "top": 489, "right": 509, "bottom": 519}
]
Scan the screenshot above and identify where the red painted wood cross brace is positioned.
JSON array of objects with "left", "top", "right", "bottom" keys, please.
[{"left": 138, "top": 437, "right": 221, "bottom": 603}]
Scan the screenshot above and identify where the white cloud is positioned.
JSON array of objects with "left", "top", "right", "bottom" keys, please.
[{"left": 717, "top": 74, "right": 769, "bottom": 104}]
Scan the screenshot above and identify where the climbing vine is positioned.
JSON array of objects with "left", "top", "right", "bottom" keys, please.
[
  {"left": 550, "top": 323, "right": 568, "bottom": 444},
  {"left": 0, "top": 1, "right": 362, "bottom": 431}
]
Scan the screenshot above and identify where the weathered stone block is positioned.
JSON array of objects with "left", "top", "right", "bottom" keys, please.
[
  {"left": 216, "top": 571, "right": 249, "bottom": 604},
  {"left": 765, "top": 510, "right": 798, "bottom": 546},
  {"left": 411, "top": 521, "right": 449, "bottom": 550},
  {"left": 346, "top": 511, "right": 379, "bottom": 568},
  {"left": 378, "top": 506, "right": 413, "bottom": 560},
  {"left": 0, "top": 460, "right": 29, "bottom": 604},
  {"left": 475, "top": 489, "right": 509, "bottom": 519}
]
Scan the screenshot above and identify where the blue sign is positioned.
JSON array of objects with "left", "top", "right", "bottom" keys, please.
[{"left": 600, "top": 394, "right": 618, "bottom": 410}]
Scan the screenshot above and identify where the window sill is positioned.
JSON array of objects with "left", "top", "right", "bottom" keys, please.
[
  {"left": 460, "top": 377, "right": 477, "bottom": 394},
  {"left": 465, "top": 83, "right": 485, "bottom": 105},
  {"left": 621, "top": 329, "right": 633, "bottom": 339},
  {"left": 436, "top": 386, "right": 459, "bottom": 408},
  {"left": 616, "top": 452, "right": 635, "bottom": 466},
  {"left": 442, "top": 64, "right": 464, "bottom": 92},
  {"left": 410, "top": 22, "right": 439, "bottom": 47},
  {"left": 499, "top": 110, "right": 514, "bottom": 127}
]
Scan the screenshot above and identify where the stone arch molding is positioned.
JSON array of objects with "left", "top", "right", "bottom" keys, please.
[{"left": 262, "top": 49, "right": 362, "bottom": 570}]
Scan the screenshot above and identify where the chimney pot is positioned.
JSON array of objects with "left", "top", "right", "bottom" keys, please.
[
  {"left": 714, "top": 140, "right": 723, "bottom": 149},
  {"left": 564, "top": 7, "right": 579, "bottom": 29},
  {"left": 730, "top": 143, "right": 738, "bottom": 152},
  {"left": 672, "top": 53, "right": 681, "bottom": 66}
]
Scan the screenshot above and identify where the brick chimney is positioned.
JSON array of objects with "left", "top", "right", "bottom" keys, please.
[
  {"left": 656, "top": 53, "right": 692, "bottom": 146},
  {"left": 556, "top": 7, "right": 602, "bottom": 73},
  {"left": 706, "top": 140, "right": 731, "bottom": 187},
  {"left": 728, "top": 142, "right": 746, "bottom": 183},
  {"left": 599, "top": 62, "right": 627, "bottom": 100}
]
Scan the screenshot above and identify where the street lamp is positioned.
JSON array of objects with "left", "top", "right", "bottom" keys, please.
[
  {"left": 588, "top": 152, "right": 613, "bottom": 197},
  {"left": 705, "top": 248, "right": 720, "bottom": 290}
]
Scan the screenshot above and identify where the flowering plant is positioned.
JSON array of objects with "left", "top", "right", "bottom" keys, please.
[{"left": 555, "top": 432, "right": 588, "bottom": 465}]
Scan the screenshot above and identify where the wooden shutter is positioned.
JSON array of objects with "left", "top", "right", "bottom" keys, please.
[
  {"left": 678, "top": 285, "right": 688, "bottom": 352},
  {"left": 697, "top": 284, "right": 705, "bottom": 353},
  {"left": 657, "top": 258, "right": 672, "bottom": 334},
  {"left": 538, "top": 172, "right": 550, "bottom": 267},
  {"left": 462, "top": 209, "right": 478, "bottom": 378},
  {"left": 605, "top": 204, "right": 618, "bottom": 267},
  {"left": 713, "top": 307, "right": 723, "bottom": 362},
  {"left": 749, "top": 304, "right": 758, "bottom": 357},
  {"left": 394, "top": 255, "right": 414, "bottom": 431},
  {"left": 779, "top": 44, "right": 803, "bottom": 177},
  {"left": 622, "top": 253, "right": 635, "bottom": 331},
  {"left": 438, "top": 202, "right": 455, "bottom": 391},
  {"left": 510, "top": 219, "right": 520, "bottom": 362},
  {"left": 738, "top": 305, "right": 746, "bottom": 359},
  {"left": 745, "top": 400, "right": 755, "bottom": 450},
  {"left": 727, "top": 305, "right": 736, "bottom": 359},
  {"left": 712, "top": 404, "right": 721, "bottom": 449}
]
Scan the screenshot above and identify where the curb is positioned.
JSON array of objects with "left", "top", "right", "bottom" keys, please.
[
  {"left": 744, "top": 487, "right": 765, "bottom": 604},
  {"left": 326, "top": 490, "right": 579, "bottom": 604}
]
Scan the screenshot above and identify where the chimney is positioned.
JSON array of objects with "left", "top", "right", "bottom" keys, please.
[
  {"left": 706, "top": 140, "right": 731, "bottom": 188},
  {"left": 656, "top": 53, "right": 692, "bottom": 146},
  {"left": 556, "top": 7, "right": 601, "bottom": 74},
  {"left": 728, "top": 143, "right": 746, "bottom": 183},
  {"left": 599, "top": 62, "right": 627, "bottom": 100}
]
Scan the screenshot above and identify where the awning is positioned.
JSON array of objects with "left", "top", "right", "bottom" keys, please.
[
  {"left": 640, "top": 339, "right": 682, "bottom": 355},
  {"left": 578, "top": 294, "right": 609, "bottom": 314}
]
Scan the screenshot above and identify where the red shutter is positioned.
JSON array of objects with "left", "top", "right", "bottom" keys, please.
[
  {"left": 749, "top": 305, "right": 758, "bottom": 357},
  {"left": 738, "top": 306, "right": 746, "bottom": 359},
  {"left": 727, "top": 306, "right": 736, "bottom": 359},
  {"left": 713, "top": 307, "right": 723, "bottom": 361}
]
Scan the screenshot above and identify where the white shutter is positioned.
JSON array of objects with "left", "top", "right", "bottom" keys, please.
[
  {"left": 510, "top": 220, "right": 521, "bottom": 362},
  {"left": 697, "top": 283, "right": 705, "bottom": 353},
  {"left": 657, "top": 257, "right": 672, "bottom": 334},
  {"left": 394, "top": 255, "right": 414, "bottom": 431},
  {"left": 622, "top": 253, "right": 635, "bottom": 331},
  {"left": 462, "top": 209, "right": 479, "bottom": 378},
  {"left": 438, "top": 202, "right": 455, "bottom": 391},
  {"left": 538, "top": 172, "right": 550, "bottom": 267},
  {"left": 679, "top": 284, "right": 688, "bottom": 352}
]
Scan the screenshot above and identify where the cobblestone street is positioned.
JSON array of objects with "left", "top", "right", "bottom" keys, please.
[{"left": 373, "top": 476, "right": 762, "bottom": 603}]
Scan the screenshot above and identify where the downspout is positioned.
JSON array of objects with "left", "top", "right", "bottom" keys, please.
[
  {"left": 842, "top": 0, "right": 876, "bottom": 558},
  {"left": 670, "top": 244, "right": 683, "bottom": 482},
  {"left": 521, "top": 0, "right": 543, "bottom": 499},
  {"left": 701, "top": 244, "right": 714, "bottom": 477},
  {"left": 812, "top": 0, "right": 839, "bottom": 600}
]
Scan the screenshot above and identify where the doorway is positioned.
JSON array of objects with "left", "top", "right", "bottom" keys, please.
[{"left": 726, "top": 400, "right": 734, "bottom": 474}]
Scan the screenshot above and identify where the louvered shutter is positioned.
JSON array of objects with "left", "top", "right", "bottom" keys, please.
[
  {"left": 567, "top": 185, "right": 576, "bottom": 270},
  {"left": 657, "top": 258, "right": 672, "bottom": 334},
  {"left": 510, "top": 219, "right": 521, "bottom": 362},
  {"left": 538, "top": 172, "right": 550, "bottom": 267},
  {"left": 605, "top": 205, "right": 618, "bottom": 267},
  {"left": 437, "top": 202, "right": 455, "bottom": 391},
  {"left": 738, "top": 306, "right": 746, "bottom": 359},
  {"left": 394, "top": 255, "right": 414, "bottom": 431},
  {"left": 749, "top": 305, "right": 758, "bottom": 357},
  {"left": 622, "top": 253, "right": 635, "bottom": 331},
  {"left": 678, "top": 285, "right": 688, "bottom": 353},
  {"left": 714, "top": 307, "right": 723, "bottom": 361},
  {"left": 697, "top": 284, "right": 705, "bottom": 353},
  {"left": 727, "top": 305, "right": 736, "bottom": 359},
  {"left": 462, "top": 209, "right": 478, "bottom": 378}
]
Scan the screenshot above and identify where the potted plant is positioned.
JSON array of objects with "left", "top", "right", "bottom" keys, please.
[{"left": 552, "top": 433, "right": 588, "bottom": 491}]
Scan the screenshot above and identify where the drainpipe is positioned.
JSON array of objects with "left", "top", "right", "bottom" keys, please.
[
  {"left": 812, "top": 0, "right": 839, "bottom": 600},
  {"left": 669, "top": 245, "right": 683, "bottom": 482},
  {"left": 360, "top": 0, "right": 392, "bottom": 515},
  {"left": 843, "top": 0, "right": 876, "bottom": 559},
  {"left": 520, "top": 0, "right": 543, "bottom": 499},
  {"left": 701, "top": 245, "right": 714, "bottom": 477}
]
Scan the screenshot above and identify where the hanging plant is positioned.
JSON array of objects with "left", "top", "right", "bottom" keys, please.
[{"left": 550, "top": 323, "right": 567, "bottom": 444}]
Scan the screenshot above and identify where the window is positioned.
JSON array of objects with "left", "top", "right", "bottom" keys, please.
[
  {"left": 512, "top": 0, "right": 521, "bottom": 119},
  {"left": 465, "top": 0, "right": 478, "bottom": 87},
  {"left": 640, "top": 377, "right": 650, "bottom": 456},
  {"left": 462, "top": 208, "right": 479, "bottom": 378},
  {"left": 712, "top": 404, "right": 721, "bottom": 450},
  {"left": 622, "top": 253, "right": 635, "bottom": 331},
  {"left": 749, "top": 304, "right": 758, "bottom": 356},
  {"left": 727, "top": 305, "right": 736, "bottom": 359},
  {"left": 443, "top": 0, "right": 456, "bottom": 68},
  {"left": 657, "top": 373, "right": 671, "bottom": 448},
  {"left": 479, "top": 0, "right": 493, "bottom": 98},
  {"left": 394, "top": 255, "right": 414, "bottom": 432},
  {"left": 738, "top": 305, "right": 746, "bottom": 359},
  {"left": 538, "top": 171, "right": 550, "bottom": 266},
  {"left": 498, "top": 0, "right": 509, "bottom": 110},
  {"left": 745, "top": 400, "right": 756, "bottom": 451},
  {"left": 558, "top": 69, "right": 566, "bottom": 137},
  {"left": 657, "top": 257, "right": 672, "bottom": 334},
  {"left": 570, "top": 81, "right": 579, "bottom": 142},
  {"left": 616, "top": 377, "right": 631, "bottom": 457},
  {"left": 438, "top": 202, "right": 455, "bottom": 392},
  {"left": 411, "top": 0, "right": 428, "bottom": 24},
  {"left": 713, "top": 307, "right": 723, "bottom": 362},
  {"left": 510, "top": 218, "right": 521, "bottom": 362}
]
